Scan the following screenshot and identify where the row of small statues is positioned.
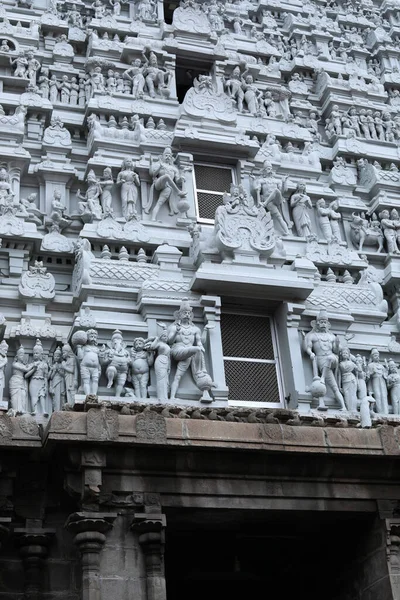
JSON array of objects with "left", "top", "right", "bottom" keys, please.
[
  {"left": 303, "top": 310, "right": 400, "bottom": 425},
  {"left": 1, "top": 299, "right": 215, "bottom": 416},
  {"left": 50, "top": 0, "right": 157, "bottom": 23},
  {"left": 77, "top": 147, "right": 187, "bottom": 222},
  {"left": 12, "top": 50, "right": 172, "bottom": 102},
  {"left": 326, "top": 106, "right": 400, "bottom": 143}
]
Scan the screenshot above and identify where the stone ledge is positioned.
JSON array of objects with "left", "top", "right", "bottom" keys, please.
[{"left": 40, "top": 406, "right": 400, "bottom": 456}]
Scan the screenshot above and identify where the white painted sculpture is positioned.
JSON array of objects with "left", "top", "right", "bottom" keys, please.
[
  {"left": 145, "top": 324, "right": 171, "bottom": 402},
  {"left": 290, "top": 182, "right": 313, "bottom": 238},
  {"left": 167, "top": 298, "right": 214, "bottom": 401},
  {"left": 117, "top": 159, "right": 140, "bottom": 221},
  {"left": 130, "top": 337, "right": 153, "bottom": 398},
  {"left": 72, "top": 329, "right": 100, "bottom": 396},
  {"left": 25, "top": 339, "right": 49, "bottom": 416},
  {"left": 145, "top": 147, "right": 187, "bottom": 221},
  {"left": 100, "top": 330, "right": 130, "bottom": 398}
]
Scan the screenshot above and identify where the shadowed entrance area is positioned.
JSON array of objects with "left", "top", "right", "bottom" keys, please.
[{"left": 166, "top": 509, "right": 392, "bottom": 600}]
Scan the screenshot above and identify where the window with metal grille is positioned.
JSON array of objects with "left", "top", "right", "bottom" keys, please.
[
  {"left": 221, "top": 313, "right": 283, "bottom": 406},
  {"left": 194, "top": 163, "right": 235, "bottom": 222}
]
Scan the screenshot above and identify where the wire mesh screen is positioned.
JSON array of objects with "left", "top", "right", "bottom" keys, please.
[
  {"left": 197, "top": 192, "right": 224, "bottom": 220},
  {"left": 224, "top": 360, "right": 280, "bottom": 402},
  {"left": 221, "top": 314, "right": 275, "bottom": 360},
  {"left": 195, "top": 164, "right": 233, "bottom": 192}
]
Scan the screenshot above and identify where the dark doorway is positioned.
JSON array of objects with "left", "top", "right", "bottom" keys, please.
[{"left": 165, "top": 509, "right": 389, "bottom": 600}]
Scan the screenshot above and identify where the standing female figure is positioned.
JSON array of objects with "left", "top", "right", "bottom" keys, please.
[{"left": 9, "top": 346, "right": 29, "bottom": 415}]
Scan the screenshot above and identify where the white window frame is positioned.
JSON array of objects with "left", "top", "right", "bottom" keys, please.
[
  {"left": 193, "top": 162, "right": 237, "bottom": 224},
  {"left": 222, "top": 311, "right": 285, "bottom": 409}
]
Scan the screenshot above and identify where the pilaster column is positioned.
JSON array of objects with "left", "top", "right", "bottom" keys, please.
[
  {"left": 65, "top": 512, "right": 117, "bottom": 600},
  {"left": 14, "top": 527, "right": 55, "bottom": 600},
  {"left": 386, "top": 519, "right": 400, "bottom": 599},
  {"left": 131, "top": 514, "right": 167, "bottom": 600}
]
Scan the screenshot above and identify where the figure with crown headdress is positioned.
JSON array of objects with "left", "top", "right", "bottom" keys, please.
[
  {"left": 304, "top": 309, "right": 346, "bottom": 410},
  {"left": 25, "top": 339, "right": 49, "bottom": 416},
  {"left": 143, "top": 49, "right": 171, "bottom": 98},
  {"left": 0, "top": 340, "right": 8, "bottom": 406},
  {"left": 99, "top": 330, "right": 130, "bottom": 397},
  {"left": 62, "top": 343, "right": 78, "bottom": 407},
  {"left": 9, "top": 345, "right": 29, "bottom": 415},
  {"left": 76, "top": 170, "right": 103, "bottom": 222},
  {"left": 338, "top": 346, "right": 358, "bottom": 412},
  {"left": 71, "top": 328, "right": 100, "bottom": 396},
  {"left": 167, "top": 298, "right": 215, "bottom": 401},
  {"left": 387, "top": 360, "right": 400, "bottom": 415},
  {"left": 48, "top": 346, "right": 65, "bottom": 412},
  {"left": 367, "top": 348, "right": 389, "bottom": 414},
  {"left": 145, "top": 323, "right": 171, "bottom": 402},
  {"left": 145, "top": 147, "right": 187, "bottom": 221}
]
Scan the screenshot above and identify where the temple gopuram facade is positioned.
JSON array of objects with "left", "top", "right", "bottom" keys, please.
[{"left": 0, "top": 0, "right": 400, "bottom": 598}]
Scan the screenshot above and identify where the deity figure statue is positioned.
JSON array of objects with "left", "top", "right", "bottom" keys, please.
[
  {"left": 38, "top": 67, "right": 50, "bottom": 100},
  {"left": 143, "top": 51, "right": 171, "bottom": 98},
  {"left": 11, "top": 51, "right": 27, "bottom": 78},
  {"left": 117, "top": 159, "right": 140, "bottom": 221},
  {"left": 354, "top": 355, "right": 374, "bottom": 428},
  {"left": 25, "top": 339, "right": 49, "bottom": 416},
  {"left": 72, "top": 329, "right": 101, "bottom": 396},
  {"left": 252, "top": 161, "right": 292, "bottom": 236},
  {"left": 303, "top": 309, "right": 346, "bottom": 410},
  {"left": 99, "top": 330, "right": 130, "bottom": 398},
  {"left": 129, "top": 338, "right": 153, "bottom": 398},
  {"left": 67, "top": 3, "right": 83, "bottom": 27},
  {"left": 99, "top": 167, "right": 114, "bottom": 216},
  {"left": 144, "top": 324, "right": 171, "bottom": 402},
  {"left": 290, "top": 181, "right": 313, "bottom": 237},
  {"left": 350, "top": 212, "right": 383, "bottom": 253},
  {"left": 123, "top": 57, "right": 146, "bottom": 99},
  {"left": 367, "top": 348, "right": 388, "bottom": 414},
  {"left": 167, "top": 298, "right": 215, "bottom": 401},
  {"left": 224, "top": 66, "right": 244, "bottom": 112},
  {"left": 0, "top": 167, "right": 15, "bottom": 210},
  {"left": 242, "top": 74, "right": 262, "bottom": 115},
  {"left": 387, "top": 360, "right": 400, "bottom": 415},
  {"left": 0, "top": 40, "right": 10, "bottom": 53},
  {"left": 136, "top": 0, "right": 156, "bottom": 20},
  {"left": 9, "top": 346, "right": 29, "bottom": 415},
  {"left": 61, "top": 344, "right": 77, "bottom": 407},
  {"left": 315, "top": 198, "right": 341, "bottom": 242},
  {"left": 48, "top": 347, "right": 65, "bottom": 412},
  {"left": 90, "top": 67, "right": 105, "bottom": 93},
  {"left": 145, "top": 147, "right": 187, "bottom": 221},
  {"left": 92, "top": 0, "right": 108, "bottom": 18},
  {"left": 77, "top": 170, "right": 103, "bottom": 221},
  {"left": 0, "top": 340, "right": 8, "bottom": 405},
  {"left": 26, "top": 50, "right": 41, "bottom": 85},
  {"left": 50, "top": 189, "right": 70, "bottom": 228},
  {"left": 338, "top": 347, "right": 358, "bottom": 411},
  {"left": 379, "top": 209, "right": 400, "bottom": 254}
]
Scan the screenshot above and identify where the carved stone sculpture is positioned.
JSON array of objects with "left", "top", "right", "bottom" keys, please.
[
  {"left": 130, "top": 337, "right": 153, "bottom": 399},
  {"left": 19, "top": 261, "right": 56, "bottom": 300},
  {"left": 252, "top": 161, "right": 292, "bottom": 236},
  {"left": 338, "top": 347, "right": 358, "bottom": 411},
  {"left": 145, "top": 147, "right": 187, "bottom": 221},
  {"left": 72, "top": 329, "right": 100, "bottom": 396},
  {"left": 145, "top": 324, "right": 171, "bottom": 402},
  {"left": 9, "top": 345, "right": 29, "bottom": 416},
  {"left": 77, "top": 170, "right": 103, "bottom": 222},
  {"left": 387, "top": 360, "right": 400, "bottom": 415},
  {"left": 100, "top": 330, "right": 130, "bottom": 398},
  {"left": 367, "top": 348, "right": 389, "bottom": 414},
  {"left": 61, "top": 344, "right": 77, "bottom": 407},
  {"left": 303, "top": 310, "right": 346, "bottom": 410},
  {"left": 0, "top": 340, "right": 8, "bottom": 406},
  {"left": 350, "top": 212, "right": 383, "bottom": 253},
  {"left": 167, "top": 298, "right": 214, "bottom": 400},
  {"left": 143, "top": 50, "right": 172, "bottom": 98},
  {"left": 215, "top": 184, "right": 275, "bottom": 262},
  {"left": 117, "top": 159, "right": 140, "bottom": 221},
  {"left": 25, "top": 339, "right": 49, "bottom": 416},
  {"left": 290, "top": 182, "right": 313, "bottom": 238},
  {"left": 49, "top": 347, "right": 65, "bottom": 412}
]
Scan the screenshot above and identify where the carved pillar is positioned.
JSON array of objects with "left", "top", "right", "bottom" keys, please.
[
  {"left": 200, "top": 295, "right": 229, "bottom": 403},
  {"left": 386, "top": 519, "right": 400, "bottom": 600},
  {"left": 65, "top": 512, "right": 117, "bottom": 600},
  {"left": 131, "top": 514, "right": 167, "bottom": 600},
  {"left": 14, "top": 526, "right": 55, "bottom": 600}
]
